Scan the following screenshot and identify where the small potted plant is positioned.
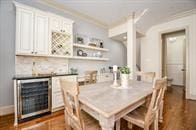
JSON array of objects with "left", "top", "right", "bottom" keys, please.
[{"left": 119, "top": 66, "right": 131, "bottom": 87}]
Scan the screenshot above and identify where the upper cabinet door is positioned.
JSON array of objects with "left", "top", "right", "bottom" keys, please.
[
  {"left": 62, "top": 20, "right": 72, "bottom": 34},
  {"left": 50, "top": 16, "right": 62, "bottom": 32},
  {"left": 34, "top": 12, "right": 49, "bottom": 55},
  {"left": 16, "top": 8, "right": 34, "bottom": 54}
]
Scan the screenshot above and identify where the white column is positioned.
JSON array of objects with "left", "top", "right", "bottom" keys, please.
[{"left": 127, "top": 19, "right": 136, "bottom": 79}]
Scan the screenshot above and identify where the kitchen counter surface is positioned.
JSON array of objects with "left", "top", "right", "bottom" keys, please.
[{"left": 13, "top": 73, "right": 78, "bottom": 80}]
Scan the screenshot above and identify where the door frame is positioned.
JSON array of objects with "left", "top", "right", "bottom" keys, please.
[{"left": 159, "top": 26, "right": 189, "bottom": 99}]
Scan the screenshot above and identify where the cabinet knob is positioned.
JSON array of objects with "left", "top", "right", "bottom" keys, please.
[
  {"left": 31, "top": 52, "right": 33, "bottom": 54},
  {"left": 34, "top": 52, "right": 37, "bottom": 54}
]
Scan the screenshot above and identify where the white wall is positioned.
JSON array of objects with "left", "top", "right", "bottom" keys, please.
[{"left": 141, "top": 13, "right": 196, "bottom": 99}]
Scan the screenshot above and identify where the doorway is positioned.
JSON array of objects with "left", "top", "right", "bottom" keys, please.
[{"left": 161, "top": 30, "right": 186, "bottom": 87}]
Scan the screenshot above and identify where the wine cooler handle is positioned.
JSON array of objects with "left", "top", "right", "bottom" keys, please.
[{"left": 17, "top": 80, "right": 22, "bottom": 119}]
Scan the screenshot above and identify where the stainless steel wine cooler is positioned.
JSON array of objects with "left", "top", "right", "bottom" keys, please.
[{"left": 16, "top": 78, "right": 51, "bottom": 120}]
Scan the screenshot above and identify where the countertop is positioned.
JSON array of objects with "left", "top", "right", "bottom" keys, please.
[{"left": 13, "top": 73, "right": 78, "bottom": 80}]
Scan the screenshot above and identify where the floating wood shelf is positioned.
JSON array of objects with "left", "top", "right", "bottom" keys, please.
[
  {"left": 71, "top": 56, "right": 109, "bottom": 61},
  {"left": 73, "top": 43, "right": 109, "bottom": 52}
]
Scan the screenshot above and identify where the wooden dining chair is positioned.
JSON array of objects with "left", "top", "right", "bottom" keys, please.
[
  {"left": 60, "top": 79, "right": 101, "bottom": 130},
  {"left": 136, "top": 71, "right": 156, "bottom": 108},
  {"left": 84, "top": 70, "right": 98, "bottom": 85},
  {"left": 136, "top": 71, "right": 156, "bottom": 83},
  {"left": 120, "top": 77, "right": 167, "bottom": 130}
]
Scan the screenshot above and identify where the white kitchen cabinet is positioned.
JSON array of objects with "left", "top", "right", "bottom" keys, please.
[
  {"left": 34, "top": 12, "right": 49, "bottom": 55},
  {"left": 62, "top": 20, "right": 73, "bottom": 34},
  {"left": 49, "top": 15, "right": 74, "bottom": 56},
  {"left": 49, "top": 15, "right": 73, "bottom": 33},
  {"left": 51, "top": 75, "right": 77, "bottom": 112},
  {"left": 50, "top": 16, "right": 62, "bottom": 32},
  {"left": 15, "top": 4, "right": 49, "bottom": 55},
  {"left": 16, "top": 7, "right": 34, "bottom": 54}
]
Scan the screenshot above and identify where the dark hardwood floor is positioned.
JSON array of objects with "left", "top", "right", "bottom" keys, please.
[{"left": 1, "top": 86, "right": 196, "bottom": 130}]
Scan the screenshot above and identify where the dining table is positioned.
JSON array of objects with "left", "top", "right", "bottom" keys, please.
[{"left": 79, "top": 80, "right": 153, "bottom": 130}]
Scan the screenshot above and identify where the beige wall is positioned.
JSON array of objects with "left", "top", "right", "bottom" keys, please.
[{"left": 141, "top": 13, "right": 196, "bottom": 99}]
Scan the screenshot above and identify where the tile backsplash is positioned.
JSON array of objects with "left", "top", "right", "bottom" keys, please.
[{"left": 15, "top": 56, "right": 69, "bottom": 75}]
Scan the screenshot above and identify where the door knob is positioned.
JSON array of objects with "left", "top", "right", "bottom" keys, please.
[{"left": 181, "top": 69, "right": 185, "bottom": 71}]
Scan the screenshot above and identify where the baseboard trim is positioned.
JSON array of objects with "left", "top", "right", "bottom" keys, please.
[
  {"left": 189, "top": 94, "right": 196, "bottom": 100},
  {"left": 0, "top": 105, "right": 14, "bottom": 116}
]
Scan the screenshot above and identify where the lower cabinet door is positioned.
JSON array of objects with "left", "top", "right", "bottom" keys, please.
[
  {"left": 52, "top": 91, "right": 64, "bottom": 111},
  {"left": 51, "top": 75, "right": 77, "bottom": 112}
]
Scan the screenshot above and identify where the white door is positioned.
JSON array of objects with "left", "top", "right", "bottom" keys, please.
[
  {"left": 16, "top": 8, "right": 34, "bottom": 54},
  {"left": 34, "top": 12, "right": 49, "bottom": 55},
  {"left": 166, "top": 35, "right": 185, "bottom": 86}
]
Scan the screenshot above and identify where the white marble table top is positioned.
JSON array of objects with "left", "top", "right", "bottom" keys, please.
[{"left": 79, "top": 80, "right": 153, "bottom": 118}]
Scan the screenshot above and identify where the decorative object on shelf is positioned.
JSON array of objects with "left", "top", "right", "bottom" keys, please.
[
  {"left": 77, "top": 49, "right": 83, "bottom": 56},
  {"left": 111, "top": 65, "right": 118, "bottom": 87},
  {"left": 76, "top": 37, "right": 84, "bottom": 44},
  {"left": 88, "top": 37, "right": 101, "bottom": 47},
  {"left": 75, "top": 34, "right": 89, "bottom": 44},
  {"left": 119, "top": 66, "right": 131, "bottom": 88},
  {"left": 82, "top": 52, "right": 87, "bottom": 57},
  {"left": 96, "top": 51, "right": 102, "bottom": 58},
  {"left": 92, "top": 52, "right": 102, "bottom": 58},
  {"left": 100, "top": 41, "right": 104, "bottom": 48},
  {"left": 51, "top": 31, "right": 71, "bottom": 55},
  {"left": 92, "top": 52, "right": 96, "bottom": 57},
  {"left": 88, "top": 42, "right": 97, "bottom": 47}
]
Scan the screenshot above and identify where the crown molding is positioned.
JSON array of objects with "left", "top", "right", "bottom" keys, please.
[
  {"left": 166, "top": 8, "right": 196, "bottom": 22},
  {"left": 38, "top": 0, "right": 108, "bottom": 29}
]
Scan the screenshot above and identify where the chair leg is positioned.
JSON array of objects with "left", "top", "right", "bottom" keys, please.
[
  {"left": 159, "top": 101, "right": 164, "bottom": 123},
  {"left": 144, "top": 125, "right": 149, "bottom": 130},
  {"left": 127, "top": 122, "right": 133, "bottom": 130},
  {"left": 154, "top": 112, "right": 159, "bottom": 130},
  {"left": 116, "top": 119, "right": 121, "bottom": 130},
  {"left": 64, "top": 111, "right": 72, "bottom": 130}
]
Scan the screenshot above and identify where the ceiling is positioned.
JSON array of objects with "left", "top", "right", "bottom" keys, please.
[{"left": 52, "top": 0, "right": 196, "bottom": 32}]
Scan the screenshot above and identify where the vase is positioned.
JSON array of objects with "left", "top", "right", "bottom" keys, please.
[{"left": 121, "top": 74, "right": 129, "bottom": 88}]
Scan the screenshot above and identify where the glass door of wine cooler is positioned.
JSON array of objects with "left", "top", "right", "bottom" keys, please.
[{"left": 17, "top": 78, "right": 51, "bottom": 120}]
